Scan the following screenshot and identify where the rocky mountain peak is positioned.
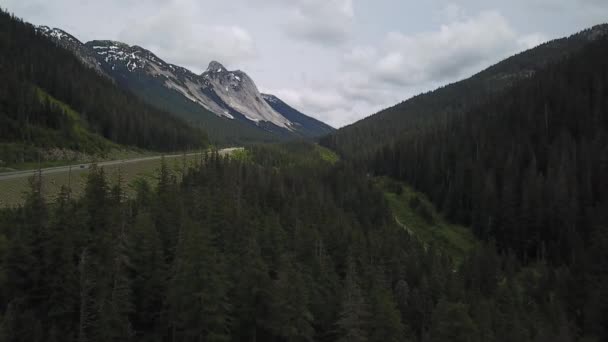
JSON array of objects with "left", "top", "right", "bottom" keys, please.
[
  {"left": 37, "top": 25, "right": 110, "bottom": 78},
  {"left": 207, "top": 61, "right": 227, "bottom": 73},
  {"left": 37, "top": 26, "right": 78, "bottom": 42},
  {"left": 37, "top": 25, "right": 325, "bottom": 132}
]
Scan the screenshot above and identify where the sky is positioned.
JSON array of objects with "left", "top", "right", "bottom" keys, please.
[{"left": 3, "top": 0, "right": 608, "bottom": 128}]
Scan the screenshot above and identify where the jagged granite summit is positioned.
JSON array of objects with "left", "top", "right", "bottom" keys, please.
[
  {"left": 37, "top": 26, "right": 334, "bottom": 139},
  {"left": 201, "top": 62, "right": 292, "bottom": 128}
]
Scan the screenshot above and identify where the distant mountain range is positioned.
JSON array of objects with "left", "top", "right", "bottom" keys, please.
[{"left": 37, "top": 26, "right": 334, "bottom": 144}]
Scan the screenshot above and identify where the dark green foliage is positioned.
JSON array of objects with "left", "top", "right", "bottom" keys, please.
[
  {"left": 0, "top": 9, "right": 207, "bottom": 164},
  {"left": 0, "top": 142, "right": 599, "bottom": 341},
  {"left": 368, "top": 38, "right": 608, "bottom": 265},
  {"left": 409, "top": 196, "right": 435, "bottom": 225},
  {"left": 321, "top": 24, "right": 608, "bottom": 161},
  {"left": 320, "top": 25, "right": 608, "bottom": 342},
  {"left": 429, "top": 300, "right": 476, "bottom": 342},
  {"left": 335, "top": 261, "right": 369, "bottom": 342}
]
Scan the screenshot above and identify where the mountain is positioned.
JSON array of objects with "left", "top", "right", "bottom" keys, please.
[
  {"left": 0, "top": 11, "right": 206, "bottom": 165},
  {"left": 325, "top": 24, "right": 608, "bottom": 341},
  {"left": 36, "top": 26, "right": 109, "bottom": 78},
  {"left": 321, "top": 24, "right": 608, "bottom": 160},
  {"left": 262, "top": 94, "right": 334, "bottom": 137},
  {"left": 38, "top": 28, "right": 334, "bottom": 144}
]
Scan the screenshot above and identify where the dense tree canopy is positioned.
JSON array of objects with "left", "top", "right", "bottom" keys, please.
[
  {"left": 322, "top": 33, "right": 608, "bottom": 342},
  {"left": 0, "top": 144, "right": 602, "bottom": 341}
]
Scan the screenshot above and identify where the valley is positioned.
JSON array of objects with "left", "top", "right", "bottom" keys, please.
[
  {"left": 0, "top": 147, "right": 241, "bottom": 207},
  {"left": 1, "top": 4, "right": 608, "bottom": 342}
]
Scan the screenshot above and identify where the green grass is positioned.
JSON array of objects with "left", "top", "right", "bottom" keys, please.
[
  {"left": 230, "top": 148, "right": 252, "bottom": 162},
  {"left": 315, "top": 144, "right": 339, "bottom": 164},
  {"left": 0, "top": 89, "right": 126, "bottom": 171},
  {"left": 376, "top": 177, "right": 478, "bottom": 263},
  {"left": 0, "top": 153, "right": 211, "bottom": 208},
  {"left": 0, "top": 147, "right": 159, "bottom": 172},
  {"left": 35, "top": 88, "right": 118, "bottom": 153}
]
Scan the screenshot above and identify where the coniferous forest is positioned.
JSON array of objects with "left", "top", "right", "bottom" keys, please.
[
  {"left": 0, "top": 10, "right": 207, "bottom": 164},
  {"left": 1, "top": 144, "right": 602, "bottom": 342},
  {"left": 321, "top": 34, "right": 608, "bottom": 342},
  {"left": 367, "top": 38, "right": 608, "bottom": 265}
]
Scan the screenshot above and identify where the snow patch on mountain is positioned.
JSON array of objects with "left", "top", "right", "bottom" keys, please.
[
  {"left": 37, "top": 26, "right": 110, "bottom": 78},
  {"left": 38, "top": 27, "right": 300, "bottom": 130}
]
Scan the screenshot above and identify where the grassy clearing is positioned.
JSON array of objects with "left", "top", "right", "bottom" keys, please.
[
  {"left": 0, "top": 154, "right": 206, "bottom": 208},
  {"left": 230, "top": 148, "right": 252, "bottom": 162},
  {"left": 315, "top": 144, "right": 339, "bottom": 164},
  {"left": 0, "top": 89, "right": 137, "bottom": 171},
  {"left": 376, "top": 177, "right": 478, "bottom": 263},
  {"left": 35, "top": 88, "right": 119, "bottom": 153}
]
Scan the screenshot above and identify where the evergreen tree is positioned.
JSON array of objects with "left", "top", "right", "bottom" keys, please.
[{"left": 335, "top": 259, "right": 369, "bottom": 342}]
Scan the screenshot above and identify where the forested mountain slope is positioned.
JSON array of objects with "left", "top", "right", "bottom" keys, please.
[
  {"left": 0, "top": 10, "right": 207, "bottom": 165},
  {"left": 371, "top": 36, "right": 608, "bottom": 264},
  {"left": 332, "top": 34, "right": 608, "bottom": 341},
  {"left": 321, "top": 24, "right": 608, "bottom": 160},
  {"left": 38, "top": 27, "right": 334, "bottom": 144}
]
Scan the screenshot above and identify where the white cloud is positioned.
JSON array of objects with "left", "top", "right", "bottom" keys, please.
[
  {"left": 118, "top": 2, "right": 256, "bottom": 72},
  {"left": 272, "top": 8, "right": 552, "bottom": 127},
  {"left": 437, "top": 3, "right": 468, "bottom": 22},
  {"left": 361, "top": 11, "right": 521, "bottom": 86},
  {"left": 259, "top": 0, "right": 355, "bottom": 46},
  {"left": 517, "top": 33, "right": 549, "bottom": 49}
]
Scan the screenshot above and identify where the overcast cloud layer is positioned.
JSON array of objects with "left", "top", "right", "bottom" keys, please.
[{"left": 4, "top": 0, "right": 608, "bottom": 127}]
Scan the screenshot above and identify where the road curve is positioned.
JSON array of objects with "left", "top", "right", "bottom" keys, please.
[{"left": 0, "top": 147, "right": 242, "bottom": 181}]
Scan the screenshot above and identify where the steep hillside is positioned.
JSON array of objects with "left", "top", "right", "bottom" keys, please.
[
  {"left": 38, "top": 27, "right": 333, "bottom": 143},
  {"left": 262, "top": 94, "right": 334, "bottom": 137},
  {"left": 0, "top": 11, "right": 207, "bottom": 165},
  {"left": 371, "top": 35, "right": 608, "bottom": 265},
  {"left": 321, "top": 24, "right": 608, "bottom": 160}
]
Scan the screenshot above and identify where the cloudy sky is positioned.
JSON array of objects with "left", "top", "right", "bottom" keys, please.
[{"left": 4, "top": 0, "right": 608, "bottom": 127}]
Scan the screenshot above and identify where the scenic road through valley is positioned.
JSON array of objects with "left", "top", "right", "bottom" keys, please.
[{"left": 0, "top": 147, "right": 242, "bottom": 181}]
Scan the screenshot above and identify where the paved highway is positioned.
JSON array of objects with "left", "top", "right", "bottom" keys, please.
[{"left": 0, "top": 147, "right": 242, "bottom": 181}]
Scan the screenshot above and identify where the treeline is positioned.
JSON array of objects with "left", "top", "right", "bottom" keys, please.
[
  {"left": 325, "top": 36, "right": 608, "bottom": 340},
  {"left": 0, "top": 9, "right": 207, "bottom": 154},
  {"left": 322, "top": 24, "right": 608, "bottom": 161},
  {"left": 370, "top": 37, "right": 608, "bottom": 263},
  {"left": 0, "top": 144, "right": 599, "bottom": 341}
]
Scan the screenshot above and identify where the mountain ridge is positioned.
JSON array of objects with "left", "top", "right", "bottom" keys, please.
[
  {"left": 322, "top": 23, "right": 608, "bottom": 159},
  {"left": 37, "top": 26, "right": 334, "bottom": 143}
]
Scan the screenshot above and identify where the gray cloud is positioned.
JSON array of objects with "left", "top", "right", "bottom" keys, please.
[
  {"left": 284, "top": 0, "right": 354, "bottom": 46},
  {"left": 117, "top": 1, "right": 256, "bottom": 73},
  {"left": 3, "top": 0, "right": 606, "bottom": 128},
  {"left": 358, "top": 11, "right": 532, "bottom": 86},
  {"left": 256, "top": 0, "right": 355, "bottom": 46},
  {"left": 265, "top": 8, "right": 550, "bottom": 127}
]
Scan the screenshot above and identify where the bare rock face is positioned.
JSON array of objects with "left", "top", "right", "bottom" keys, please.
[
  {"left": 83, "top": 42, "right": 293, "bottom": 128},
  {"left": 201, "top": 62, "right": 292, "bottom": 128},
  {"left": 37, "top": 24, "right": 335, "bottom": 138}
]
